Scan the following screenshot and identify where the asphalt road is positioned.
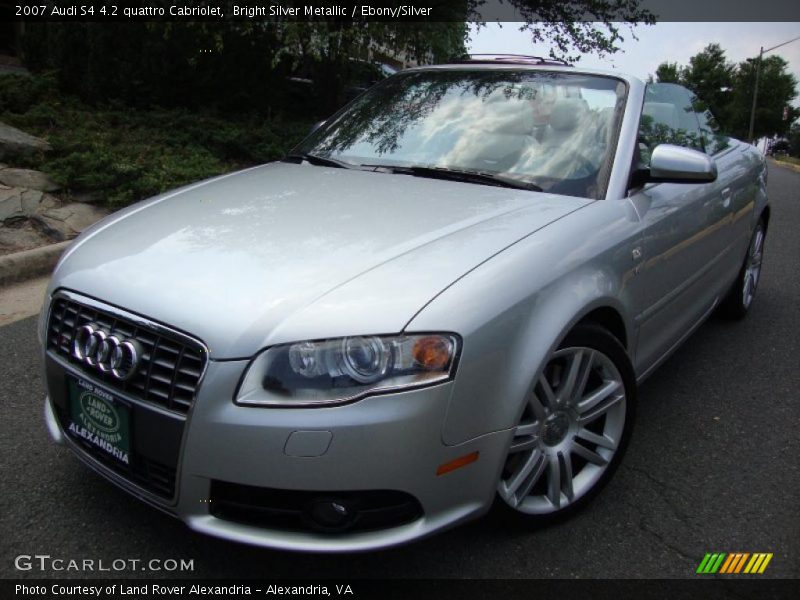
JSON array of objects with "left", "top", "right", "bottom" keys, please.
[{"left": 1, "top": 163, "right": 798, "bottom": 580}]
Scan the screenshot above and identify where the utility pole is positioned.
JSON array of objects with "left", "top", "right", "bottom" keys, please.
[
  {"left": 747, "top": 35, "right": 800, "bottom": 145},
  {"left": 747, "top": 47, "right": 763, "bottom": 143}
]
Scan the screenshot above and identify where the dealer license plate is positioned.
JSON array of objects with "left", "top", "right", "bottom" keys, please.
[{"left": 67, "top": 376, "right": 131, "bottom": 466}]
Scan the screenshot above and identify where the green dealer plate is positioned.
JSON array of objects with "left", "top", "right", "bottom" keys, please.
[{"left": 67, "top": 376, "right": 131, "bottom": 466}]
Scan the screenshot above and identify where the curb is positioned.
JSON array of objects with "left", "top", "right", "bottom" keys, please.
[{"left": 0, "top": 240, "right": 71, "bottom": 288}]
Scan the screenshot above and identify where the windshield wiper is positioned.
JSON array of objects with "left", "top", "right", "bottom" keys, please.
[
  {"left": 361, "top": 164, "right": 543, "bottom": 192},
  {"left": 283, "top": 153, "right": 355, "bottom": 169}
]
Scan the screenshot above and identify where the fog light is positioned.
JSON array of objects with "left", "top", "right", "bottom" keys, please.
[{"left": 307, "top": 498, "right": 355, "bottom": 530}]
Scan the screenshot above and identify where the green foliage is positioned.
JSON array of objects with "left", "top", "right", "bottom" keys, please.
[
  {"left": 651, "top": 44, "right": 798, "bottom": 141},
  {"left": 0, "top": 74, "right": 312, "bottom": 207},
  {"left": 680, "top": 44, "right": 734, "bottom": 116},
  {"left": 727, "top": 55, "right": 799, "bottom": 141},
  {"left": 21, "top": 4, "right": 656, "bottom": 114},
  {"left": 0, "top": 72, "right": 58, "bottom": 112},
  {"left": 501, "top": 1, "right": 655, "bottom": 62},
  {"left": 23, "top": 22, "right": 294, "bottom": 113},
  {"left": 281, "top": 21, "right": 469, "bottom": 111},
  {"left": 654, "top": 62, "right": 682, "bottom": 84},
  {"left": 21, "top": 19, "right": 468, "bottom": 116}
]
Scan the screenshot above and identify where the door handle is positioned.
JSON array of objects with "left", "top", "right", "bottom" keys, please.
[{"left": 721, "top": 187, "right": 732, "bottom": 208}]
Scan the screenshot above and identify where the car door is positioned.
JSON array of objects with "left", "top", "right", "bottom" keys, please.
[
  {"left": 626, "top": 83, "right": 734, "bottom": 377},
  {"left": 696, "top": 108, "right": 756, "bottom": 282}
]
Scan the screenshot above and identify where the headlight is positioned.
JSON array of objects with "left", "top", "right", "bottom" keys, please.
[{"left": 236, "top": 333, "right": 460, "bottom": 407}]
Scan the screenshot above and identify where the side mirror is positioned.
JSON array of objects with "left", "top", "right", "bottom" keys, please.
[
  {"left": 309, "top": 120, "right": 326, "bottom": 135},
  {"left": 633, "top": 144, "right": 717, "bottom": 187}
]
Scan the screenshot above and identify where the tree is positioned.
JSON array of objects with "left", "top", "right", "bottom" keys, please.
[
  {"left": 652, "top": 44, "right": 734, "bottom": 125},
  {"left": 651, "top": 44, "right": 797, "bottom": 141},
  {"left": 494, "top": 1, "right": 655, "bottom": 63},
  {"left": 23, "top": 0, "right": 656, "bottom": 115},
  {"left": 282, "top": 20, "right": 470, "bottom": 112},
  {"left": 654, "top": 62, "right": 682, "bottom": 84},
  {"left": 680, "top": 43, "right": 734, "bottom": 119},
  {"left": 727, "top": 55, "right": 798, "bottom": 140},
  {"left": 287, "top": 1, "right": 657, "bottom": 112}
]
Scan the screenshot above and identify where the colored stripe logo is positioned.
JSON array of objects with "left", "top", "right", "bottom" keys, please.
[{"left": 697, "top": 552, "right": 773, "bottom": 574}]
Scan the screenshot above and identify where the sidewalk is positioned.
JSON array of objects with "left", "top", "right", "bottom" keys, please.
[
  {"left": 0, "top": 237, "right": 71, "bottom": 327},
  {"left": 0, "top": 275, "right": 49, "bottom": 327}
]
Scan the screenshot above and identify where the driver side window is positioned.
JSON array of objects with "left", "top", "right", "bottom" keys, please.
[{"left": 638, "top": 83, "right": 704, "bottom": 165}]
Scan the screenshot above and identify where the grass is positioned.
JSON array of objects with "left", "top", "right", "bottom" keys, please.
[
  {"left": 0, "top": 74, "right": 313, "bottom": 208},
  {"left": 772, "top": 154, "right": 800, "bottom": 167}
]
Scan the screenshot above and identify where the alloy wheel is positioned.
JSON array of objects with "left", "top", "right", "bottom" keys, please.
[
  {"left": 498, "top": 346, "right": 627, "bottom": 514},
  {"left": 742, "top": 226, "right": 765, "bottom": 309}
]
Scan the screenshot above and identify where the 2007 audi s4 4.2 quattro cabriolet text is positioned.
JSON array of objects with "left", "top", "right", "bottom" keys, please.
[{"left": 40, "top": 55, "right": 769, "bottom": 551}]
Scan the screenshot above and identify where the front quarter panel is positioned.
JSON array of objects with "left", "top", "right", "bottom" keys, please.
[{"left": 408, "top": 198, "right": 642, "bottom": 446}]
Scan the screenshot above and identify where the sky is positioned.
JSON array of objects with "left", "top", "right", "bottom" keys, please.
[{"left": 468, "top": 22, "right": 800, "bottom": 106}]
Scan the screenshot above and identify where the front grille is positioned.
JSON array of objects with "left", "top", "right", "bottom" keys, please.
[{"left": 47, "top": 295, "right": 206, "bottom": 414}]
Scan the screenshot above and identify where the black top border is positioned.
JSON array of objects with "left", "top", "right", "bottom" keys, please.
[{"left": 3, "top": 0, "right": 800, "bottom": 22}]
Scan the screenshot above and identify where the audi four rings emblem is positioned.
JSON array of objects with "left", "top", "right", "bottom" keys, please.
[{"left": 72, "top": 324, "right": 141, "bottom": 380}]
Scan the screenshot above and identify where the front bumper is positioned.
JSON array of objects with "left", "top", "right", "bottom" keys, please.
[{"left": 44, "top": 354, "right": 512, "bottom": 552}]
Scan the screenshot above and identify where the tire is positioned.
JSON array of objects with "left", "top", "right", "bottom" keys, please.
[
  {"left": 495, "top": 323, "right": 636, "bottom": 524},
  {"left": 719, "top": 220, "right": 766, "bottom": 320}
]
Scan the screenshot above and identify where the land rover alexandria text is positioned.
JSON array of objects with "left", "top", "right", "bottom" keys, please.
[
  {"left": 40, "top": 56, "right": 769, "bottom": 551},
  {"left": 14, "top": 584, "right": 351, "bottom": 596}
]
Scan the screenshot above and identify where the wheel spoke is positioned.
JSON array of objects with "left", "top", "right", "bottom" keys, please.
[
  {"left": 754, "top": 231, "right": 764, "bottom": 255},
  {"left": 572, "top": 350, "right": 595, "bottom": 405},
  {"left": 571, "top": 440, "right": 609, "bottom": 465},
  {"left": 577, "top": 391, "right": 623, "bottom": 424},
  {"left": 527, "top": 391, "right": 548, "bottom": 422},
  {"left": 743, "top": 272, "right": 753, "bottom": 302},
  {"left": 577, "top": 379, "right": 621, "bottom": 414},
  {"left": 516, "top": 452, "right": 547, "bottom": 502},
  {"left": 575, "top": 427, "right": 617, "bottom": 450},
  {"left": 509, "top": 422, "right": 539, "bottom": 453},
  {"left": 546, "top": 453, "right": 561, "bottom": 508},
  {"left": 743, "top": 227, "right": 764, "bottom": 306},
  {"left": 502, "top": 449, "right": 546, "bottom": 504},
  {"left": 559, "top": 451, "right": 574, "bottom": 501},
  {"left": 514, "top": 422, "right": 539, "bottom": 437},
  {"left": 560, "top": 350, "right": 582, "bottom": 400},
  {"left": 560, "top": 350, "right": 593, "bottom": 405},
  {"left": 536, "top": 374, "right": 557, "bottom": 413},
  {"left": 509, "top": 438, "right": 538, "bottom": 453}
]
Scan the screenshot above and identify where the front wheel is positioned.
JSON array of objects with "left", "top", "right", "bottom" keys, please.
[
  {"left": 496, "top": 324, "right": 636, "bottom": 522},
  {"left": 719, "top": 220, "right": 766, "bottom": 319}
]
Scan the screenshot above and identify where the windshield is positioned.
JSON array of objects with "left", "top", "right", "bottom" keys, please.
[{"left": 294, "top": 69, "right": 627, "bottom": 199}]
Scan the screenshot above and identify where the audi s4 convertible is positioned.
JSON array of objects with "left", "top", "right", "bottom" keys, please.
[{"left": 40, "top": 56, "right": 769, "bottom": 551}]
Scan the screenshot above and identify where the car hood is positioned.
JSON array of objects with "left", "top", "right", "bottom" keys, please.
[{"left": 54, "top": 163, "right": 588, "bottom": 358}]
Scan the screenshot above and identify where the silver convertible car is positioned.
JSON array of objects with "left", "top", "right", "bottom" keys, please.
[{"left": 40, "top": 56, "right": 768, "bottom": 551}]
